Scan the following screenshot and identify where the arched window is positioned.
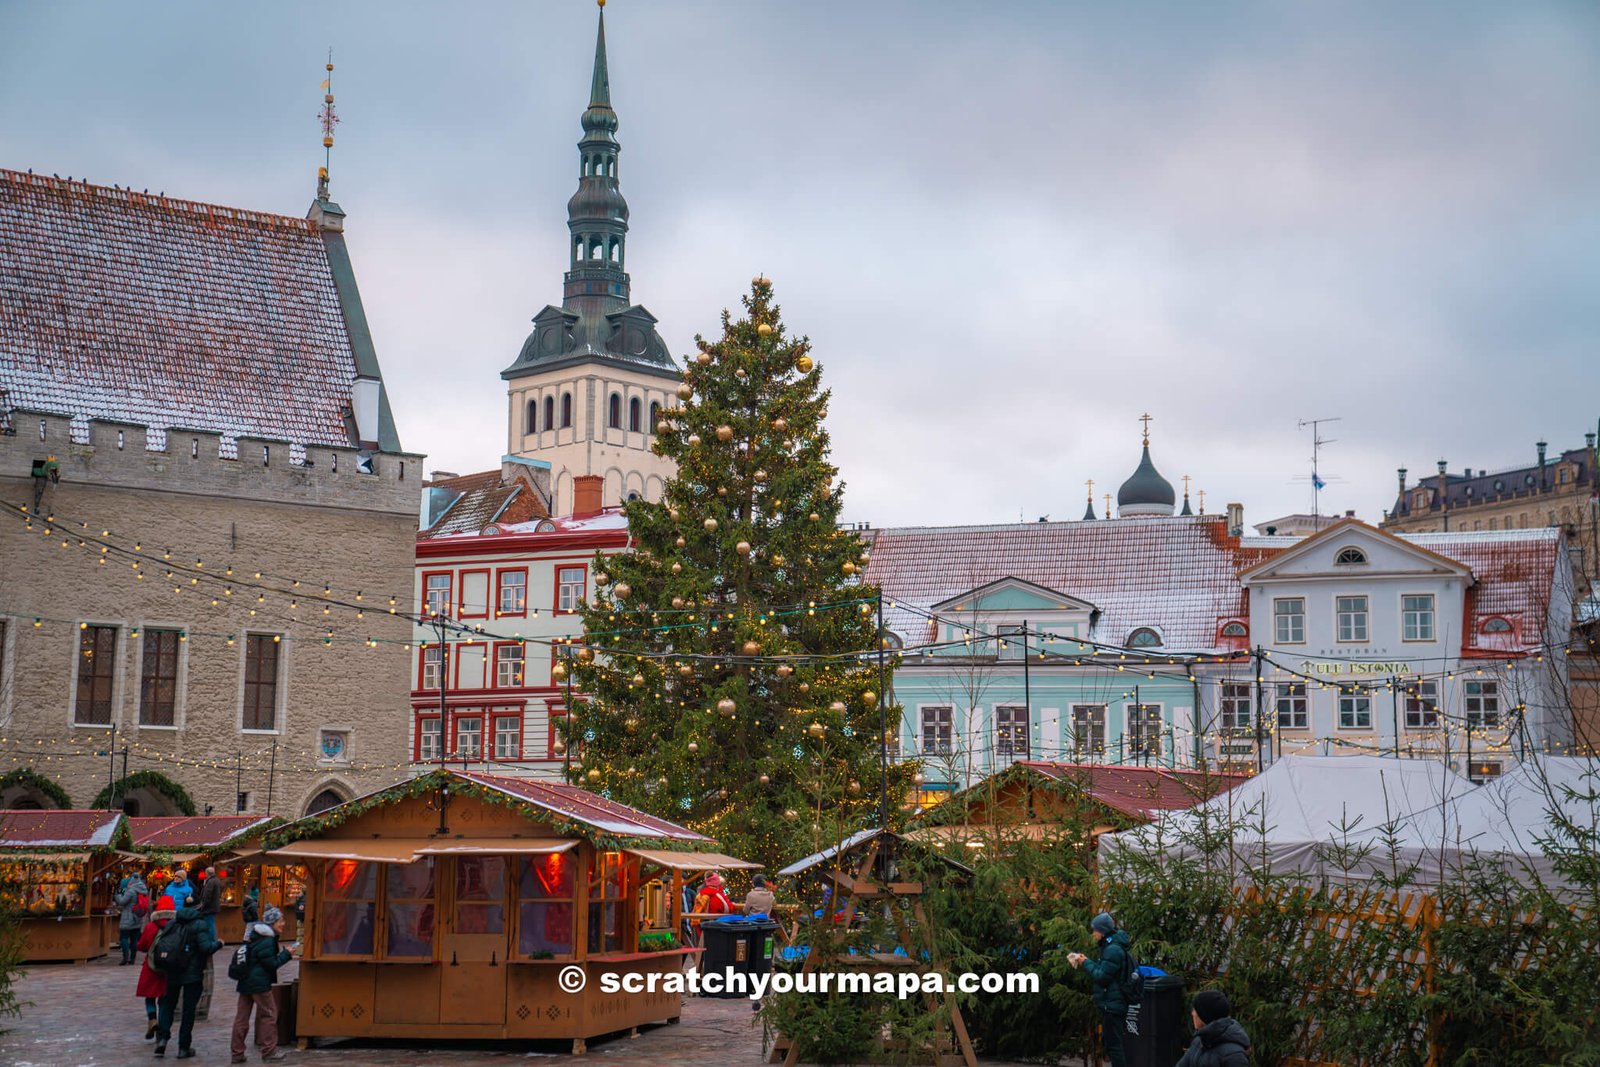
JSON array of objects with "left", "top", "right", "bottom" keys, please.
[
  {"left": 305, "top": 789, "right": 346, "bottom": 816},
  {"left": 1220, "top": 622, "right": 1247, "bottom": 637},
  {"left": 608, "top": 159, "right": 616, "bottom": 178},
  {"left": 1334, "top": 547, "right": 1368, "bottom": 566},
  {"left": 590, "top": 238, "right": 603, "bottom": 261},
  {"left": 1481, "top": 617, "right": 1513, "bottom": 634},
  {"left": 543, "top": 395, "right": 555, "bottom": 431},
  {"left": 1127, "top": 628, "right": 1162, "bottom": 648},
  {"left": 608, "top": 392, "right": 622, "bottom": 429},
  {"left": 573, "top": 237, "right": 584, "bottom": 263},
  {"left": 560, "top": 393, "right": 573, "bottom": 429},
  {"left": 628, "top": 397, "right": 641, "bottom": 432},
  {"left": 524, "top": 398, "right": 536, "bottom": 434},
  {"left": 610, "top": 240, "right": 620, "bottom": 263},
  {"left": 649, "top": 402, "right": 660, "bottom": 432}
]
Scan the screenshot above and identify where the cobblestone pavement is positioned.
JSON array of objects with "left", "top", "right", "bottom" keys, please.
[{"left": 3, "top": 956, "right": 1045, "bottom": 1066}]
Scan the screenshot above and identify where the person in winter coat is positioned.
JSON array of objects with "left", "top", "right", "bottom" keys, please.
[
  {"left": 165, "top": 868, "right": 195, "bottom": 909},
  {"left": 229, "top": 906, "right": 297, "bottom": 1063},
  {"left": 115, "top": 874, "right": 149, "bottom": 964},
  {"left": 1176, "top": 989, "right": 1251, "bottom": 1067},
  {"left": 1067, "top": 912, "right": 1132, "bottom": 1067},
  {"left": 153, "top": 902, "right": 223, "bottom": 1058},
  {"left": 241, "top": 887, "right": 260, "bottom": 926},
  {"left": 742, "top": 874, "right": 776, "bottom": 917},
  {"left": 135, "top": 896, "right": 176, "bottom": 1040},
  {"left": 692, "top": 873, "right": 732, "bottom": 917}
]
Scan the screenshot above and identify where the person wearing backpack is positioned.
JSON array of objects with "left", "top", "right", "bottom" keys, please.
[
  {"left": 151, "top": 900, "right": 222, "bottom": 1058},
  {"left": 228, "top": 906, "right": 297, "bottom": 1063},
  {"left": 135, "top": 896, "right": 177, "bottom": 1040},
  {"left": 115, "top": 873, "right": 150, "bottom": 964},
  {"left": 1067, "top": 912, "right": 1133, "bottom": 1067},
  {"left": 1176, "top": 989, "right": 1252, "bottom": 1067}
]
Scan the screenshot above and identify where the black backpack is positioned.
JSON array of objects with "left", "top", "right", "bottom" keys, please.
[
  {"left": 1120, "top": 940, "right": 1145, "bottom": 1002},
  {"left": 227, "top": 942, "right": 251, "bottom": 982},
  {"left": 151, "top": 919, "right": 196, "bottom": 976}
]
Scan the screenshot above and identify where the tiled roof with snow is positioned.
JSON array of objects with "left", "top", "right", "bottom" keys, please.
[
  {"left": 1402, "top": 528, "right": 1564, "bottom": 648},
  {"left": 0, "top": 169, "right": 362, "bottom": 447},
  {"left": 421, "top": 470, "right": 550, "bottom": 539}
]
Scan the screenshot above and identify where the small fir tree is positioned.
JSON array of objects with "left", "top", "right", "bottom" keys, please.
[{"left": 563, "top": 277, "right": 911, "bottom": 869}]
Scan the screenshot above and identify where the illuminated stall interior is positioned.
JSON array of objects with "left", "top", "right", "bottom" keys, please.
[
  {"left": 125, "top": 814, "right": 283, "bottom": 940},
  {"left": 0, "top": 809, "right": 128, "bottom": 961}
]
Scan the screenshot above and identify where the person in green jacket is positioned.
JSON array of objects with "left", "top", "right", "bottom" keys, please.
[
  {"left": 154, "top": 903, "right": 223, "bottom": 1058},
  {"left": 228, "top": 906, "right": 297, "bottom": 1063},
  {"left": 1067, "top": 912, "right": 1132, "bottom": 1067}
]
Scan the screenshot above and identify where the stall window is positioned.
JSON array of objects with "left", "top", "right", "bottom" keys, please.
[
  {"left": 517, "top": 852, "right": 575, "bottom": 957},
  {"left": 455, "top": 856, "right": 507, "bottom": 935},
  {"left": 587, "top": 851, "right": 629, "bottom": 954},
  {"left": 320, "top": 860, "right": 377, "bottom": 956},
  {"left": 384, "top": 859, "right": 435, "bottom": 959}
]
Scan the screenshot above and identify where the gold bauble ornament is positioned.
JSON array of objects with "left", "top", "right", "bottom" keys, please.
[
  {"left": 847, "top": 780, "right": 861, "bottom": 795},
  {"left": 772, "top": 554, "right": 786, "bottom": 567},
  {"left": 753, "top": 470, "right": 767, "bottom": 483},
  {"left": 577, "top": 647, "right": 595, "bottom": 663},
  {"left": 842, "top": 561, "right": 857, "bottom": 576},
  {"left": 656, "top": 420, "right": 671, "bottom": 434},
  {"left": 624, "top": 716, "right": 639, "bottom": 732},
  {"left": 757, "top": 323, "right": 773, "bottom": 336},
  {"left": 717, "top": 698, "right": 736, "bottom": 716},
  {"left": 808, "top": 722, "right": 825, "bottom": 737},
  {"left": 552, "top": 663, "right": 568, "bottom": 681},
  {"left": 675, "top": 536, "right": 686, "bottom": 548},
  {"left": 734, "top": 368, "right": 746, "bottom": 379},
  {"left": 719, "top": 787, "right": 728, "bottom": 799},
  {"left": 913, "top": 772, "right": 925, "bottom": 786},
  {"left": 586, "top": 769, "right": 601, "bottom": 782},
  {"left": 716, "top": 425, "right": 733, "bottom": 441},
  {"left": 783, "top": 809, "right": 797, "bottom": 820},
  {"left": 613, "top": 582, "right": 631, "bottom": 599},
  {"left": 704, "top": 518, "right": 718, "bottom": 531},
  {"left": 716, "top": 486, "right": 728, "bottom": 496},
  {"left": 859, "top": 551, "right": 870, "bottom": 563},
  {"left": 783, "top": 439, "right": 794, "bottom": 450},
  {"left": 630, "top": 673, "right": 645, "bottom": 687},
  {"left": 798, "top": 682, "right": 810, "bottom": 693},
  {"left": 676, "top": 385, "right": 692, "bottom": 402},
  {"left": 796, "top": 355, "right": 814, "bottom": 373},
  {"left": 736, "top": 541, "right": 751, "bottom": 555},
  {"left": 669, "top": 507, "right": 681, "bottom": 520},
  {"left": 695, "top": 351, "right": 711, "bottom": 365},
  {"left": 553, "top": 739, "right": 566, "bottom": 754},
  {"left": 594, "top": 572, "right": 610, "bottom": 585},
  {"left": 862, "top": 690, "right": 878, "bottom": 707},
  {"left": 759, "top": 774, "right": 770, "bottom": 785},
  {"left": 819, "top": 483, "right": 832, "bottom": 499},
  {"left": 687, "top": 741, "right": 699, "bottom": 753},
  {"left": 809, "top": 512, "right": 821, "bottom": 522},
  {"left": 772, "top": 417, "right": 787, "bottom": 432},
  {"left": 670, "top": 562, "right": 682, "bottom": 574},
  {"left": 775, "top": 663, "right": 793, "bottom": 679},
  {"left": 671, "top": 596, "right": 685, "bottom": 609},
  {"left": 687, "top": 434, "right": 701, "bottom": 447},
  {"left": 742, "top": 640, "right": 760, "bottom": 656},
  {"left": 829, "top": 701, "right": 847, "bottom": 714},
  {"left": 678, "top": 664, "right": 693, "bottom": 677},
  {"left": 659, "top": 776, "right": 669, "bottom": 785}
]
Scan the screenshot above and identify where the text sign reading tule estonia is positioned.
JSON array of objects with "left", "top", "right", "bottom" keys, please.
[{"left": 1301, "top": 661, "right": 1414, "bottom": 676}]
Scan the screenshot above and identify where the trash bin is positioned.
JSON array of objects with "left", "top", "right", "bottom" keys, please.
[
  {"left": 1123, "top": 972, "right": 1187, "bottom": 1067},
  {"left": 699, "top": 916, "right": 780, "bottom": 998}
]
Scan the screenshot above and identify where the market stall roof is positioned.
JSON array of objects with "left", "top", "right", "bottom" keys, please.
[
  {"left": 269, "top": 840, "right": 427, "bottom": 864},
  {"left": 1009, "top": 762, "right": 1249, "bottom": 821},
  {"left": 2, "top": 851, "right": 92, "bottom": 863},
  {"left": 451, "top": 771, "right": 712, "bottom": 842},
  {"left": 777, "top": 828, "right": 974, "bottom": 878},
  {"left": 901, "top": 824, "right": 1068, "bottom": 847},
  {"left": 128, "top": 815, "right": 279, "bottom": 850},
  {"left": 625, "top": 849, "right": 761, "bottom": 871},
  {"left": 0, "top": 809, "right": 126, "bottom": 849},
  {"left": 415, "top": 838, "right": 578, "bottom": 856}
]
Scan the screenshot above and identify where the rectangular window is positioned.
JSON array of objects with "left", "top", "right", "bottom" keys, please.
[
  {"left": 456, "top": 716, "right": 482, "bottom": 759},
  {"left": 557, "top": 566, "right": 586, "bottom": 613},
  {"left": 1071, "top": 705, "right": 1106, "bottom": 756},
  {"left": 139, "top": 629, "right": 181, "bottom": 727},
  {"left": 495, "top": 644, "right": 525, "bottom": 688},
  {"left": 1338, "top": 694, "right": 1372, "bottom": 729},
  {"left": 384, "top": 859, "right": 436, "bottom": 959},
  {"left": 459, "top": 570, "right": 489, "bottom": 619},
  {"left": 497, "top": 570, "right": 527, "bottom": 616},
  {"left": 1220, "top": 683, "right": 1253, "bottom": 732},
  {"left": 424, "top": 573, "right": 452, "bottom": 617},
  {"left": 921, "top": 707, "right": 952, "bottom": 755},
  {"left": 319, "top": 860, "right": 377, "bottom": 957},
  {"left": 1127, "top": 704, "right": 1163, "bottom": 758},
  {"left": 74, "top": 624, "right": 118, "bottom": 725},
  {"left": 243, "top": 635, "right": 281, "bottom": 731},
  {"left": 1402, "top": 595, "right": 1435, "bottom": 641},
  {"left": 1465, "top": 680, "right": 1500, "bottom": 727},
  {"left": 994, "top": 705, "right": 1029, "bottom": 760},
  {"left": 418, "top": 717, "right": 441, "bottom": 762},
  {"left": 1276, "top": 683, "right": 1308, "bottom": 729},
  {"left": 1337, "top": 596, "right": 1369, "bottom": 642},
  {"left": 494, "top": 715, "right": 522, "bottom": 760},
  {"left": 455, "top": 855, "right": 506, "bottom": 937},
  {"left": 518, "top": 853, "right": 575, "bottom": 957},
  {"left": 1404, "top": 681, "right": 1439, "bottom": 728},
  {"left": 1274, "top": 598, "right": 1306, "bottom": 644},
  {"left": 996, "top": 625, "right": 1025, "bottom": 661},
  {"left": 586, "top": 851, "right": 629, "bottom": 954},
  {"left": 420, "top": 646, "right": 444, "bottom": 692}
]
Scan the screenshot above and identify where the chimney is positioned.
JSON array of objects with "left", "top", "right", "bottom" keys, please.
[
  {"left": 573, "top": 474, "right": 604, "bottom": 518},
  {"left": 428, "top": 470, "right": 459, "bottom": 482},
  {"left": 1586, "top": 432, "right": 1596, "bottom": 451},
  {"left": 1463, "top": 468, "right": 1472, "bottom": 478},
  {"left": 1225, "top": 502, "right": 1244, "bottom": 538},
  {"left": 1397, "top": 467, "right": 1407, "bottom": 494},
  {"left": 1537, "top": 440, "right": 1548, "bottom": 467},
  {"left": 1345, "top": 509, "right": 1355, "bottom": 518}
]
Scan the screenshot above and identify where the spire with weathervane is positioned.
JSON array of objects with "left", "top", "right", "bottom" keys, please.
[{"left": 308, "top": 49, "right": 345, "bottom": 232}]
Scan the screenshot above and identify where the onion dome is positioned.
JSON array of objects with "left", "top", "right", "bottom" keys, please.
[{"left": 1117, "top": 435, "right": 1176, "bottom": 518}]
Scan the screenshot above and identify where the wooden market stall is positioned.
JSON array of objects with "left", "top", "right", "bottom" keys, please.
[
  {"left": 125, "top": 815, "right": 282, "bottom": 941},
  {"left": 265, "top": 769, "right": 757, "bottom": 1054},
  {"left": 0, "top": 809, "right": 129, "bottom": 962}
]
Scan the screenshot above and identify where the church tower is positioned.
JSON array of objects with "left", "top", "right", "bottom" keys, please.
[{"left": 502, "top": 1, "right": 680, "bottom": 515}]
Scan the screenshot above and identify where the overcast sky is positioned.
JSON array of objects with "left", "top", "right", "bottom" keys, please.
[{"left": 2, "top": 1, "right": 1596, "bottom": 529}]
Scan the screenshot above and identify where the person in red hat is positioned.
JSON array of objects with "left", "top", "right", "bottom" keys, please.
[{"left": 134, "top": 895, "right": 177, "bottom": 1040}]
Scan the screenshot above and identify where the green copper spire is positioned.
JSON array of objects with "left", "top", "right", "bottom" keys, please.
[{"left": 590, "top": 4, "right": 611, "bottom": 108}]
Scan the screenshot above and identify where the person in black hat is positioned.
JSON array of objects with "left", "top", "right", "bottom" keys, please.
[
  {"left": 1176, "top": 988, "right": 1251, "bottom": 1067},
  {"left": 1067, "top": 912, "right": 1132, "bottom": 1067}
]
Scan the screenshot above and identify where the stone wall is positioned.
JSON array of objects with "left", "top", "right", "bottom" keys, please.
[{"left": 0, "top": 413, "right": 424, "bottom": 816}]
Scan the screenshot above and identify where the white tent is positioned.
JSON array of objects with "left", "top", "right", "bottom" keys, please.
[{"left": 1100, "top": 755, "right": 1476, "bottom": 886}]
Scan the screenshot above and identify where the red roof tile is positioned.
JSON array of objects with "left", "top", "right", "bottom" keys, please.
[
  {"left": 456, "top": 771, "right": 710, "bottom": 842},
  {"left": 1015, "top": 762, "right": 1247, "bottom": 820},
  {"left": 421, "top": 469, "right": 551, "bottom": 539},
  {"left": 0, "top": 169, "right": 361, "bottom": 447},
  {"left": 0, "top": 809, "right": 124, "bottom": 848},
  {"left": 1405, "top": 529, "right": 1563, "bottom": 652},
  {"left": 864, "top": 515, "right": 1279, "bottom": 652},
  {"left": 128, "top": 815, "right": 276, "bottom": 849}
]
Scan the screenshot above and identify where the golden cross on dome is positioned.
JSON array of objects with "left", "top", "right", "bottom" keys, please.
[
  {"left": 1197, "top": 489, "right": 1206, "bottom": 514},
  {"left": 1104, "top": 492, "right": 1112, "bottom": 518},
  {"left": 1139, "top": 413, "right": 1153, "bottom": 446},
  {"left": 1085, "top": 478, "right": 1094, "bottom": 501},
  {"left": 1182, "top": 474, "right": 1191, "bottom": 495}
]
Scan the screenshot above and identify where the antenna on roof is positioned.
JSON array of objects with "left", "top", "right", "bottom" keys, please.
[
  {"left": 1297, "top": 416, "right": 1341, "bottom": 520},
  {"left": 317, "top": 48, "right": 339, "bottom": 200}
]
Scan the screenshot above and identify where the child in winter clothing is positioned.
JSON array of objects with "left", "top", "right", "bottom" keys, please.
[
  {"left": 1176, "top": 989, "right": 1252, "bottom": 1067},
  {"left": 229, "top": 906, "right": 296, "bottom": 1063},
  {"left": 135, "top": 896, "right": 175, "bottom": 1040}
]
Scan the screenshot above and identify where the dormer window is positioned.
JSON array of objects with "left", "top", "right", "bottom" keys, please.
[
  {"left": 1220, "top": 622, "right": 1247, "bottom": 637},
  {"left": 1334, "top": 547, "right": 1368, "bottom": 566},
  {"left": 1481, "top": 617, "right": 1512, "bottom": 634},
  {"left": 1127, "top": 628, "right": 1162, "bottom": 648}
]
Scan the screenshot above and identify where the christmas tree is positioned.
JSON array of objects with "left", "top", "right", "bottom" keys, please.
[{"left": 562, "top": 277, "right": 911, "bottom": 870}]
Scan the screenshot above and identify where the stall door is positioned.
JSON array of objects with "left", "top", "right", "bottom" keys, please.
[{"left": 440, "top": 855, "right": 508, "bottom": 1025}]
